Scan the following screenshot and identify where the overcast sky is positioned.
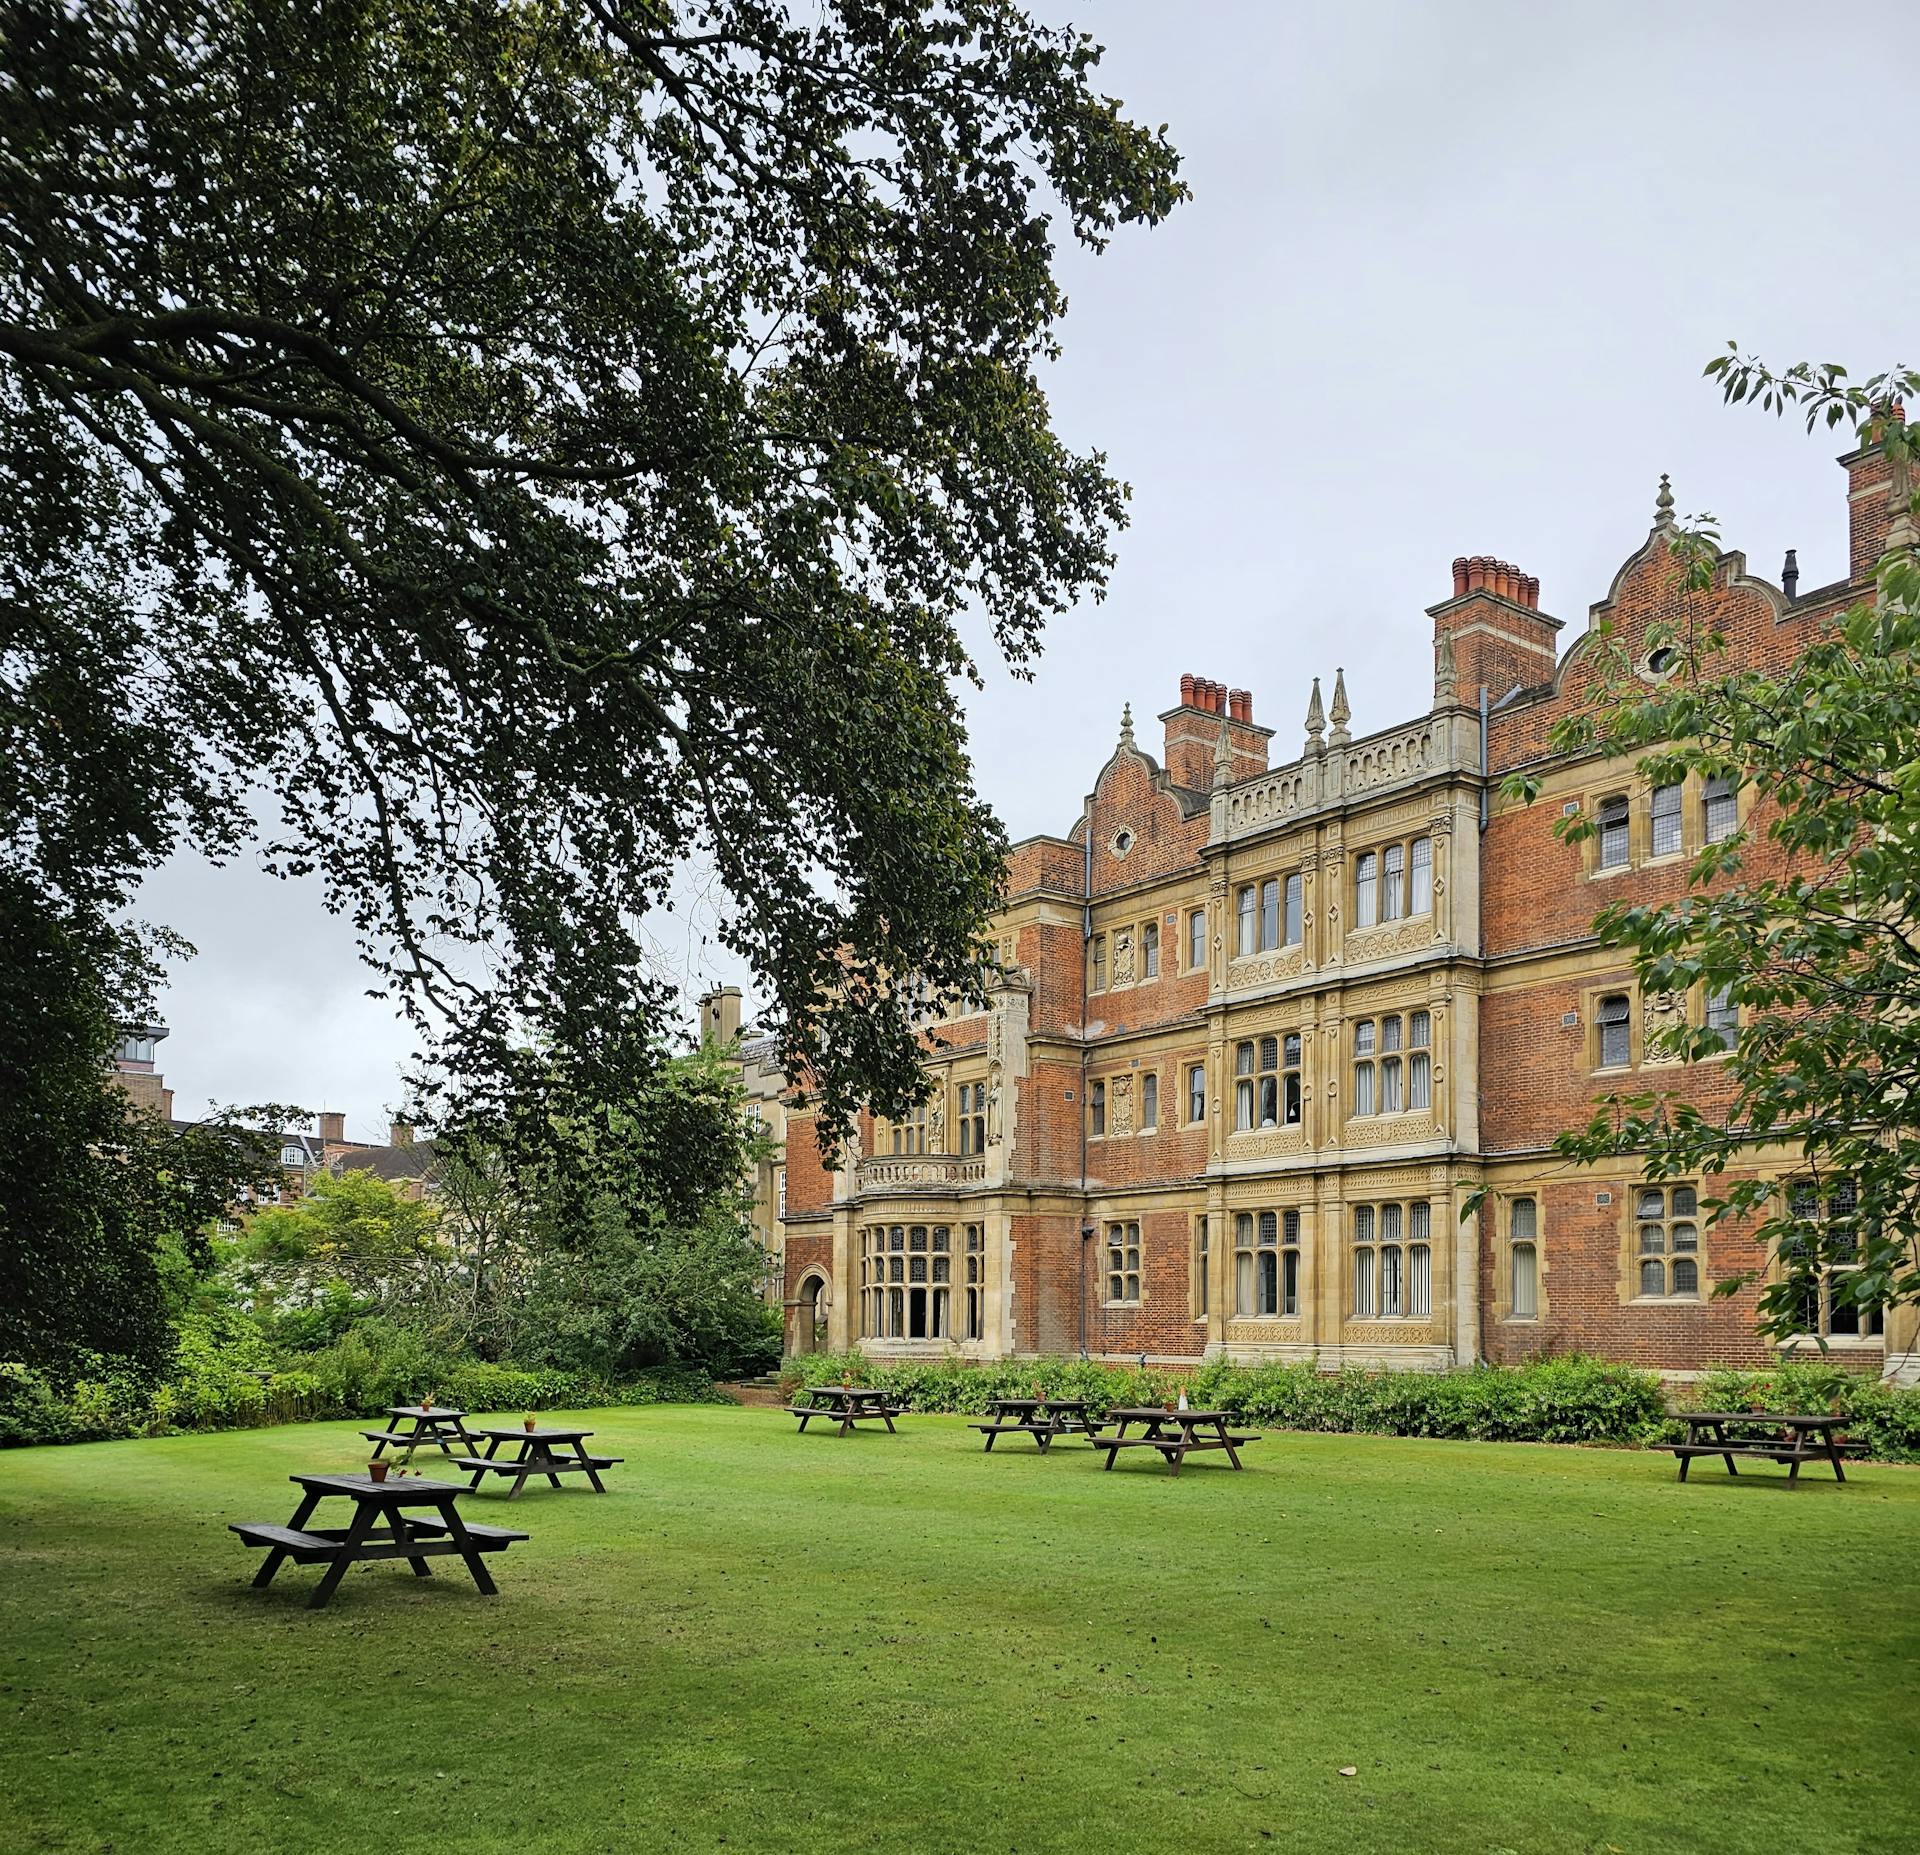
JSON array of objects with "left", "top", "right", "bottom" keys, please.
[{"left": 139, "top": 0, "right": 1914, "bottom": 1137}]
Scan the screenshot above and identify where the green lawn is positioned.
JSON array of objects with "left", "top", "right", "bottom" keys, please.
[{"left": 3, "top": 1409, "right": 1916, "bottom": 1855}]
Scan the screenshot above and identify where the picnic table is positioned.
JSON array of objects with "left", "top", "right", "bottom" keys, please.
[
  {"left": 463, "top": 1425, "right": 623, "bottom": 1498},
  {"left": 782, "top": 1384, "right": 901, "bottom": 1436},
  {"left": 970, "top": 1396, "right": 1106, "bottom": 1452},
  {"left": 1669, "top": 1411, "right": 1857, "bottom": 1483},
  {"left": 230, "top": 1472, "right": 526, "bottom": 1609},
  {"left": 362, "top": 1403, "right": 482, "bottom": 1463},
  {"left": 1095, "top": 1406, "right": 1261, "bottom": 1477}
]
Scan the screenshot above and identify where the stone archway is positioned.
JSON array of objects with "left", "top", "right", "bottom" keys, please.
[{"left": 790, "top": 1271, "right": 829, "bottom": 1356}]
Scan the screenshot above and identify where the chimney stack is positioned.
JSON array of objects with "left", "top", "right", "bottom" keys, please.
[
  {"left": 1781, "top": 548, "right": 1799, "bottom": 600},
  {"left": 318, "top": 1110, "right": 346, "bottom": 1146},
  {"left": 1430, "top": 551, "right": 1562, "bottom": 709},
  {"left": 389, "top": 1120, "right": 415, "bottom": 1148},
  {"left": 1160, "top": 671, "right": 1272, "bottom": 788},
  {"left": 699, "top": 985, "right": 744, "bottom": 1046}
]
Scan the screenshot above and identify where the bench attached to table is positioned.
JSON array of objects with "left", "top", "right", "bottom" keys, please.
[
  {"left": 1669, "top": 1413, "right": 1854, "bottom": 1483},
  {"left": 1097, "top": 1408, "right": 1261, "bottom": 1476},
  {"left": 785, "top": 1391, "right": 901, "bottom": 1435},
  {"left": 232, "top": 1473, "right": 527, "bottom": 1609},
  {"left": 970, "top": 1398, "right": 1107, "bottom": 1452}
]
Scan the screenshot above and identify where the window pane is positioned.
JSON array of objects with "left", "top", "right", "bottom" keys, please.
[
  {"left": 1381, "top": 1015, "right": 1403, "bottom": 1053},
  {"left": 1639, "top": 1258, "right": 1665, "bottom": 1296},
  {"left": 1639, "top": 1223, "right": 1665, "bottom": 1254},
  {"left": 1284, "top": 872, "right": 1303, "bottom": 944},
  {"left": 1672, "top": 1186, "right": 1697, "bottom": 1217},
  {"left": 1511, "top": 1196, "right": 1537, "bottom": 1241},
  {"left": 1704, "top": 775, "right": 1736, "bottom": 844},
  {"left": 1189, "top": 1066, "right": 1205, "bottom": 1122},
  {"left": 1236, "top": 1078, "right": 1254, "bottom": 1131},
  {"left": 1236, "top": 1249, "right": 1254, "bottom": 1316},
  {"left": 1353, "top": 1204, "right": 1374, "bottom": 1242},
  {"left": 1091, "top": 1081, "right": 1105, "bottom": 1135},
  {"left": 1259, "top": 1035, "right": 1278, "bottom": 1071},
  {"left": 1092, "top": 935, "right": 1106, "bottom": 991},
  {"left": 1380, "top": 1056, "right": 1402, "bottom": 1112},
  {"left": 1671, "top": 1258, "right": 1699, "bottom": 1296},
  {"left": 1282, "top": 1209, "right": 1300, "bottom": 1245},
  {"left": 1353, "top": 1020, "right": 1375, "bottom": 1057},
  {"left": 1238, "top": 886, "right": 1257, "bottom": 956},
  {"left": 1141, "top": 1072, "right": 1158, "bottom": 1128},
  {"left": 1410, "top": 836, "right": 1433, "bottom": 914},
  {"left": 1511, "top": 1242, "right": 1537, "bottom": 1318},
  {"left": 1236, "top": 1040, "right": 1255, "bottom": 1075},
  {"left": 1282, "top": 1247, "right": 1300, "bottom": 1316},
  {"left": 1637, "top": 1188, "right": 1665, "bottom": 1219},
  {"left": 1599, "top": 796, "right": 1629, "bottom": 868},
  {"left": 1352, "top": 1247, "right": 1375, "bottom": 1316},
  {"left": 1261, "top": 879, "right": 1280, "bottom": 951},
  {"left": 1409, "top": 1009, "right": 1430, "bottom": 1048},
  {"left": 1651, "top": 782, "right": 1683, "bottom": 856},
  {"left": 1258, "top": 1210, "right": 1277, "bottom": 1245},
  {"left": 1671, "top": 1221, "right": 1697, "bottom": 1252},
  {"left": 1143, "top": 922, "right": 1159, "bottom": 976},
  {"left": 1189, "top": 908, "right": 1207, "bottom": 970},
  {"left": 1283, "top": 1032, "right": 1301, "bottom": 1067},
  {"left": 1380, "top": 1244, "right": 1403, "bottom": 1315},
  {"left": 1258, "top": 1250, "right": 1278, "bottom": 1315},
  {"left": 1356, "top": 853, "right": 1377, "bottom": 928},
  {"left": 1353, "top": 1062, "right": 1374, "bottom": 1116},
  {"left": 1408, "top": 1051, "right": 1431, "bottom": 1109},
  {"left": 1380, "top": 1202, "right": 1402, "bottom": 1242},
  {"left": 1409, "top": 1201, "right": 1430, "bottom": 1242},
  {"left": 1382, "top": 843, "right": 1405, "bottom": 920},
  {"left": 1259, "top": 1077, "right": 1278, "bottom": 1126}
]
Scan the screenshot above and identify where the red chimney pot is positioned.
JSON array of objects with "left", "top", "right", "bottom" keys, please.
[{"left": 1180, "top": 672, "right": 1196, "bottom": 707}]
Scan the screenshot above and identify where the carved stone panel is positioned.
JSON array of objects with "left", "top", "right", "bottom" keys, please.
[
  {"left": 1108, "top": 1072, "right": 1134, "bottom": 1137},
  {"left": 1642, "top": 990, "right": 1686, "bottom": 1066},
  {"left": 1111, "top": 930, "right": 1136, "bottom": 987}
]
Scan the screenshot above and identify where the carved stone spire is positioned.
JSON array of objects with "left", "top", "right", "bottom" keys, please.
[
  {"left": 1328, "top": 666, "right": 1351, "bottom": 747},
  {"left": 1304, "top": 674, "right": 1325, "bottom": 750},
  {"left": 1434, "top": 626, "right": 1457, "bottom": 703},
  {"left": 1212, "top": 714, "right": 1234, "bottom": 790},
  {"left": 1653, "top": 472, "right": 1675, "bottom": 530},
  {"left": 1118, "top": 702, "right": 1135, "bottom": 750}
]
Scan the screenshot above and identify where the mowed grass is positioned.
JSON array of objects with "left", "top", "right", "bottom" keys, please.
[{"left": 3, "top": 1409, "right": 1916, "bottom": 1855}]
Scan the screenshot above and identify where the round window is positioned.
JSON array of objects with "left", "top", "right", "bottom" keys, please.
[{"left": 1110, "top": 828, "right": 1134, "bottom": 858}]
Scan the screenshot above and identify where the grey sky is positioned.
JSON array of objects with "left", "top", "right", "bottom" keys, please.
[{"left": 139, "top": 0, "right": 1915, "bottom": 1134}]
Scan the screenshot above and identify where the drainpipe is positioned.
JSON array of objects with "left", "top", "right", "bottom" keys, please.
[{"left": 1478, "top": 685, "right": 1490, "bottom": 832}]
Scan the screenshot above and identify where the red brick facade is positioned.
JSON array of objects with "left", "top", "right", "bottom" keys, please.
[{"left": 763, "top": 450, "right": 1914, "bottom": 1379}]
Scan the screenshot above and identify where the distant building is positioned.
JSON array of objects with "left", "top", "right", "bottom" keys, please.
[
  {"left": 108, "top": 1023, "right": 434, "bottom": 1211},
  {"left": 732, "top": 445, "right": 1917, "bottom": 1381},
  {"left": 700, "top": 986, "right": 790, "bottom": 1315}
]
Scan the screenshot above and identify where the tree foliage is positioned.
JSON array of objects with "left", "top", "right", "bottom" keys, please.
[
  {"left": 0, "top": 869, "right": 289, "bottom": 1377},
  {"left": 1488, "top": 359, "right": 1920, "bottom": 1343},
  {"left": 0, "top": 0, "right": 1185, "bottom": 1180}
]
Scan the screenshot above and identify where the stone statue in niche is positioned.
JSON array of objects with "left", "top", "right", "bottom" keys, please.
[
  {"left": 986, "top": 1063, "right": 1004, "bottom": 1145},
  {"left": 928, "top": 1092, "right": 947, "bottom": 1151},
  {"left": 1642, "top": 990, "right": 1686, "bottom": 1065},
  {"left": 1109, "top": 1073, "right": 1134, "bottom": 1136},
  {"left": 1111, "top": 930, "right": 1136, "bottom": 987}
]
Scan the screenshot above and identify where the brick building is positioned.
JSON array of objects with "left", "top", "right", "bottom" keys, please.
[
  {"left": 109, "top": 1026, "right": 434, "bottom": 1207},
  {"left": 751, "top": 446, "right": 1916, "bottom": 1379}
]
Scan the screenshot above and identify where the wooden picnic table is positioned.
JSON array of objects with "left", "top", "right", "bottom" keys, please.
[
  {"left": 1669, "top": 1411, "right": 1856, "bottom": 1483},
  {"left": 463, "top": 1425, "right": 623, "bottom": 1498},
  {"left": 970, "top": 1396, "right": 1107, "bottom": 1452},
  {"left": 230, "top": 1472, "right": 526, "bottom": 1609},
  {"left": 1096, "top": 1407, "right": 1261, "bottom": 1477},
  {"left": 362, "top": 1403, "right": 482, "bottom": 1463},
  {"left": 782, "top": 1384, "right": 902, "bottom": 1436}
]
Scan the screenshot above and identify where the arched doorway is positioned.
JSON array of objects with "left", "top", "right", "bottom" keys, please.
[{"left": 790, "top": 1272, "right": 829, "bottom": 1356}]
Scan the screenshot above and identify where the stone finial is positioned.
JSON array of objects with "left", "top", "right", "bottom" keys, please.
[
  {"left": 1654, "top": 472, "right": 1675, "bottom": 530},
  {"left": 1304, "top": 675, "right": 1325, "bottom": 748},
  {"left": 1328, "top": 666, "right": 1351, "bottom": 746},
  {"left": 1435, "top": 626, "right": 1456, "bottom": 702},
  {"left": 1118, "top": 702, "right": 1135, "bottom": 750},
  {"left": 1212, "top": 715, "right": 1234, "bottom": 790}
]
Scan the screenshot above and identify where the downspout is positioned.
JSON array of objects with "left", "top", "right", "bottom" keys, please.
[{"left": 1476, "top": 684, "right": 1489, "bottom": 1365}]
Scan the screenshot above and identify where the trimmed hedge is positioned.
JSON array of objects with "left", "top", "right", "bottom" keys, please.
[
  {"left": 785, "top": 1351, "right": 1920, "bottom": 1461},
  {"left": 1, "top": 1310, "right": 723, "bottom": 1448}
]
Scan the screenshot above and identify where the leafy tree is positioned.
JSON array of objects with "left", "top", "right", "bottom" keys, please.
[
  {"left": 1488, "top": 359, "right": 1920, "bottom": 1344},
  {"left": 0, "top": 870, "right": 289, "bottom": 1377},
  {"left": 237, "top": 1169, "right": 450, "bottom": 1313},
  {"left": 0, "top": 1, "right": 1185, "bottom": 1198}
]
